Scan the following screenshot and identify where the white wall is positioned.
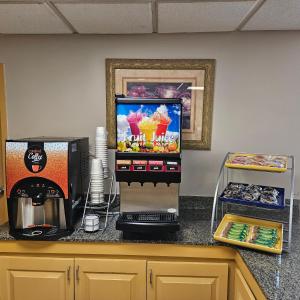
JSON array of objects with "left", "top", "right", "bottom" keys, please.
[{"left": 0, "top": 32, "right": 299, "bottom": 197}]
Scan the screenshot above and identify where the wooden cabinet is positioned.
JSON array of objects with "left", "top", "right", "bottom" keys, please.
[
  {"left": 147, "top": 261, "right": 228, "bottom": 300},
  {"left": 234, "top": 269, "right": 255, "bottom": 300},
  {"left": 75, "top": 258, "right": 146, "bottom": 300},
  {"left": 0, "top": 246, "right": 264, "bottom": 300},
  {"left": 0, "top": 64, "right": 8, "bottom": 225},
  {"left": 0, "top": 256, "right": 74, "bottom": 300}
]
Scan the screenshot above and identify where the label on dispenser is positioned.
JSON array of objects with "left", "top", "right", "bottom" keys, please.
[
  {"left": 117, "top": 160, "right": 131, "bottom": 165},
  {"left": 149, "top": 160, "right": 164, "bottom": 171},
  {"left": 166, "top": 166, "right": 178, "bottom": 171},
  {"left": 166, "top": 161, "right": 179, "bottom": 171},
  {"left": 166, "top": 161, "right": 178, "bottom": 165},
  {"left": 116, "top": 160, "right": 131, "bottom": 171},
  {"left": 118, "top": 165, "right": 130, "bottom": 171},
  {"left": 132, "top": 160, "right": 147, "bottom": 165},
  {"left": 132, "top": 160, "right": 147, "bottom": 171},
  {"left": 149, "top": 160, "right": 164, "bottom": 166},
  {"left": 150, "top": 165, "right": 163, "bottom": 171},
  {"left": 133, "top": 165, "right": 146, "bottom": 171}
]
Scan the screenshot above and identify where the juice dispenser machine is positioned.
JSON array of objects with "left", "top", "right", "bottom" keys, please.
[{"left": 115, "top": 97, "right": 182, "bottom": 233}]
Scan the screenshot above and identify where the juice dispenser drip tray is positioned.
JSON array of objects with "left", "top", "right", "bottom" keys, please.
[{"left": 116, "top": 211, "right": 180, "bottom": 233}]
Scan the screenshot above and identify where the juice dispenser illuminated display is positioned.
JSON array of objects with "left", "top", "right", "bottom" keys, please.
[{"left": 115, "top": 96, "right": 182, "bottom": 233}]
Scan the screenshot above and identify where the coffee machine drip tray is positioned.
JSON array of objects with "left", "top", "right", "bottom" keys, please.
[
  {"left": 116, "top": 211, "right": 179, "bottom": 233},
  {"left": 13, "top": 226, "right": 71, "bottom": 240}
]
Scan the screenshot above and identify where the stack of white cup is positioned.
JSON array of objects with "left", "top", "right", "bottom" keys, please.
[
  {"left": 84, "top": 214, "right": 100, "bottom": 232},
  {"left": 95, "top": 127, "right": 109, "bottom": 178},
  {"left": 90, "top": 158, "right": 104, "bottom": 204}
]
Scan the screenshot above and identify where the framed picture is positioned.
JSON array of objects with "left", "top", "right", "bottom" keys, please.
[{"left": 106, "top": 58, "right": 215, "bottom": 150}]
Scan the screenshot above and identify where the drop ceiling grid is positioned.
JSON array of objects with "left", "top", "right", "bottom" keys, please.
[
  {"left": 242, "top": 0, "right": 300, "bottom": 30},
  {"left": 157, "top": 1, "right": 256, "bottom": 33},
  {"left": 55, "top": 2, "right": 153, "bottom": 34},
  {"left": 0, "top": 3, "right": 72, "bottom": 34},
  {"left": 0, "top": 0, "right": 299, "bottom": 34}
]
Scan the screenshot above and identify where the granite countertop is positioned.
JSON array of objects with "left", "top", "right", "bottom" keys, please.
[{"left": 0, "top": 197, "right": 299, "bottom": 300}]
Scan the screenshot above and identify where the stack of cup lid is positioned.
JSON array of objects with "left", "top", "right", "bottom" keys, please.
[
  {"left": 90, "top": 158, "right": 104, "bottom": 204},
  {"left": 95, "top": 126, "right": 109, "bottom": 178},
  {"left": 84, "top": 214, "right": 100, "bottom": 232}
]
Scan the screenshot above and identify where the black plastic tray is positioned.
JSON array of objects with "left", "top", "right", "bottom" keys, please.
[
  {"left": 116, "top": 212, "right": 180, "bottom": 233},
  {"left": 219, "top": 182, "right": 285, "bottom": 209}
]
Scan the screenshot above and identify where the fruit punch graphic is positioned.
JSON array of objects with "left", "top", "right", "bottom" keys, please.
[{"left": 116, "top": 102, "right": 181, "bottom": 153}]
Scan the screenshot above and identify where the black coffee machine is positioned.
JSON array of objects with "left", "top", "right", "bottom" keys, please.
[{"left": 6, "top": 137, "right": 89, "bottom": 240}]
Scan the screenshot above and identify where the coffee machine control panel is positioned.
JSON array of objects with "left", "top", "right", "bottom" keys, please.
[{"left": 14, "top": 181, "right": 63, "bottom": 205}]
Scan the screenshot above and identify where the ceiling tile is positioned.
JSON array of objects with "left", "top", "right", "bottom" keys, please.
[
  {"left": 243, "top": 0, "right": 300, "bottom": 30},
  {"left": 158, "top": 1, "right": 255, "bottom": 33},
  {"left": 0, "top": 3, "right": 72, "bottom": 34},
  {"left": 56, "top": 3, "right": 153, "bottom": 34}
]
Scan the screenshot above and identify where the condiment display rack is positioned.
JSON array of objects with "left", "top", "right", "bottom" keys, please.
[{"left": 210, "top": 152, "right": 295, "bottom": 253}]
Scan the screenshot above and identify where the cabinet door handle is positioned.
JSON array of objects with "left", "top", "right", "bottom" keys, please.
[
  {"left": 149, "top": 269, "right": 153, "bottom": 287},
  {"left": 67, "top": 266, "right": 71, "bottom": 282},
  {"left": 76, "top": 265, "right": 80, "bottom": 283}
]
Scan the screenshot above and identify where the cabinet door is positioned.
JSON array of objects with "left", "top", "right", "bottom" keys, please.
[
  {"left": 0, "top": 64, "right": 8, "bottom": 224},
  {"left": 0, "top": 256, "right": 74, "bottom": 300},
  {"left": 147, "top": 261, "right": 228, "bottom": 300},
  {"left": 234, "top": 269, "right": 255, "bottom": 300},
  {"left": 75, "top": 258, "right": 146, "bottom": 300}
]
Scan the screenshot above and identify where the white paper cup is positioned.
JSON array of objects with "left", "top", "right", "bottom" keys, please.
[
  {"left": 91, "top": 179, "right": 102, "bottom": 184},
  {"left": 90, "top": 184, "right": 104, "bottom": 190},
  {"left": 90, "top": 183, "right": 103, "bottom": 187},
  {"left": 91, "top": 183, "right": 104, "bottom": 186},
  {"left": 95, "top": 141, "right": 107, "bottom": 145},
  {"left": 95, "top": 142, "right": 107, "bottom": 145},
  {"left": 90, "top": 188, "right": 103, "bottom": 193},
  {"left": 90, "top": 183, "right": 103, "bottom": 188},
  {"left": 96, "top": 127, "right": 107, "bottom": 138},
  {"left": 90, "top": 178, "right": 103, "bottom": 183},
  {"left": 90, "top": 197, "right": 101, "bottom": 203},
  {"left": 95, "top": 149, "right": 107, "bottom": 153},
  {"left": 91, "top": 169, "right": 103, "bottom": 174},
  {"left": 95, "top": 152, "right": 107, "bottom": 157},
  {"left": 91, "top": 158, "right": 102, "bottom": 174},
  {"left": 90, "top": 174, "right": 103, "bottom": 180},
  {"left": 95, "top": 156, "right": 107, "bottom": 160},
  {"left": 95, "top": 140, "right": 107, "bottom": 143},
  {"left": 85, "top": 214, "right": 99, "bottom": 225},
  {"left": 91, "top": 190, "right": 104, "bottom": 194},
  {"left": 95, "top": 152, "right": 107, "bottom": 156},
  {"left": 90, "top": 197, "right": 104, "bottom": 205},
  {"left": 95, "top": 144, "right": 107, "bottom": 148},
  {"left": 84, "top": 214, "right": 100, "bottom": 232}
]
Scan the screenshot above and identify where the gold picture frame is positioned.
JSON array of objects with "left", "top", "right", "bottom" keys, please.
[{"left": 106, "top": 58, "right": 215, "bottom": 150}]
